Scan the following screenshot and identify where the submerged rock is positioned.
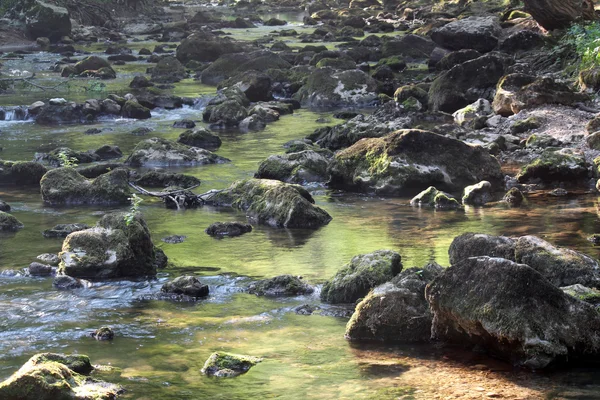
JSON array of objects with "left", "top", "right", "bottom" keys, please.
[
  {"left": 135, "top": 171, "right": 200, "bottom": 188},
  {"left": 91, "top": 326, "right": 114, "bottom": 341},
  {"left": 28, "top": 262, "right": 54, "bottom": 276},
  {"left": 208, "top": 179, "right": 332, "bottom": 229},
  {"left": 328, "top": 129, "right": 502, "bottom": 195},
  {"left": 345, "top": 263, "right": 443, "bottom": 342},
  {"left": 40, "top": 167, "right": 130, "bottom": 205},
  {"left": 58, "top": 213, "right": 159, "bottom": 280},
  {"left": 205, "top": 222, "right": 252, "bottom": 237},
  {"left": 248, "top": 275, "right": 314, "bottom": 296},
  {"left": 43, "top": 223, "right": 91, "bottom": 238},
  {"left": 0, "top": 211, "right": 24, "bottom": 231},
  {"left": 201, "top": 352, "right": 262, "bottom": 377},
  {"left": 0, "top": 353, "right": 120, "bottom": 399},
  {"left": 53, "top": 275, "right": 86, "bottom": 290},
  {"left": 125, "top": 137, "right": 229, "bottom": 167},
  {"left": 503, "top": 187, "right": 525, "bottom": 206},
  {"left": 0, "top": 200, "right": 10, "bottom": 212},
  {"left": 161, "top": 276, "right": 209, "bottom": 298},
  {"left": 321, "top": 250, "right": 402, "bottom": 304},
  {"left": 254, "top": 150, "right": 331, "bottom": 184},
  {"left": 161, "top": 235, "right": 187, "bottom": 244},
  {"left": 426, "top": 256, "right": 600, "bottom": 369}
]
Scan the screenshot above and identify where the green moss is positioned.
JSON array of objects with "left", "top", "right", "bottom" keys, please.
[
  {"left": 201, "top": 352, "right": 262, "bottom": 377},
  {"left": 248, "top": 275, "right": 314, "bottom": 296},
  {"left": 512, "top": 117, "right": 541, "bottom": 134},
  {"left": 0, "top": 211, "right": 24, "bottom": 231},
  {"left": 507, "top": 10, "right": 530, "bottom": 20}
]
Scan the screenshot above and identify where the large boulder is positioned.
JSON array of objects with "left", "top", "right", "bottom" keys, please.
[
  {"left": 327, "top": 129, "right": 503, "bottom": 195},
  {"left": 161, "top": 276, "right": 209, "bottom": 298},
  {"left": 254, "top": 150, "right": 330, "bottom": 184},
  {"left": 381, "top": 34, "right": 436, "bottom": 60},
  {"left": 516, "top": 149, "right": 589, "bottom": 184},
  {"left": 0, "top": 211, "right": 24, "bottom": 231},
  {"left": 429, "top": 53, "right": 511, "bottom": 113},
  {"left": 426, "top": 256, "right": 600, "bottom": 368},
  {"left": 430, "top": 17, "right": 501, "bottom": 53},
  {"left": 176, "top": 33, "right": 247, "bottom": 63},
  {"left": 448, "top": 232, "right": 516, "bottom": 265},
  {"left": 74, "top": 56, "right": 110, "bottom": 74},
  {"left": 58, "top": 212, "right": 159, "bottom": 279},
  {"left": 0, "top": 161, "right": 47, "bottom": 186},
  {"left": 25, "top": 1, "right": 71, "bottom": 42},
  {"left": 40, "top": 167, "right": 130, "bottom": 205},
  {"left": 207, "top": 179, "right": 332, "bottom": 229},
  {"left": 295, "top": 68, "right": 378, "bottom": 108},
  {"left": 320, "top": 250, "right": 402, "bottom": 304},
  {"left": 220, "top": 70, "right": 272, "bottom": 102},
  {"left": 345, "top": 263, "right": 443, "bottom": 342},
  {"left": 206, "top": 99, "right": 248, "bottom": 127},
  {"left": 0, "top": 353, "right": 121, "bottom": 400},
  {"left": 200, "top": 53, "right": 253, "bottom": 85},
  {"left": 248, "top": 275, "right": 314, "bottom": 296},
  {"left": 177, "top": 128, "right": 222, "bottom": 151},
  {"left": 125, "top": 137, "right": 229, "bottom": 167},
  {"left": 135, "top": 171, "right": 200, "bottom": 188},
  {"left": 121, "top": 101, "right": 151, "bottom": 119},
  {"left": 151, "top": 56, "right": 187, "bottom": 83}
]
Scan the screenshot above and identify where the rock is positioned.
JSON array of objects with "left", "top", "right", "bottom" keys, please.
[
  {"left": 173, "top": 119, "right": 196, "bottom": 129},
  {"left": 462, "top": 180, "right": 492, "bottom": 206},
  {"left": 162, "top": 235, "right": 186, "bottom": 244},
  {"left": 0, "top": 200, "right": 10, "bottom": 212},
  {"left": 295, "top": 68, "right": 378, "bottom": 108},
  {"left": 37, "top": 253, "right": 59, "bottom": 265},
  {"left": 511, "top": 116, "right": 541, "bottom": 134},
  {"left": 29, "top": 261, "right": 54, "bottom": 276},
  {"left": 200, "top": 53, "right": 251, "bottom": 85},
  {"left": 0, "top": 211, "right": 24, "bottom": 231},
  {"left": 239, "top": 115, "right": 266, "bottom": 131},
  {"left": 448, "top": 232, "right": 516, "bottom": 265},
  {"left": 516, "top": 149, "right": 589, "bottom": 184},
  {"left": 452, "top": 99, "right": 492, "bottom": 129},
  {"left": 101, "top": 99, "right": 121, "bottom": 115},
  {"left": 321, "top": 250, "right": 402, "bottom": 304},
  {"left": 177, "top": 128, "right": 222, "bottom": 151},
  {"left": 135, "top": 171, "right": 200, "bottom": 188},
  {"left": 201, "top": 352, "right": 262, "bottom": 377},
  {"left": 429, "top": 53, "right": 510, "bottom": 113},
  {"left": 0, "top": 353, "right": 120, "bottom": 399},
  {"left": 205, "top": 222, "right": 252, "bottom": 237},
  {"left": 345, "top": 263, "right": 443, "bottom": 342},
  {"left": 248, "top": 275, "right": 314, "bottom": 296},
  {"left": 130, "top": 75, "right": 154, "bottom": 88},
  {"left": 151, "top": 56, "right": 187, "bottom": 83},
  {"left": 161, "top": 275, "right": 209, "bottom": 298},
  {"left": 431, "top": 17, "right": 501, "bottom": 53},
  {"left": 426, "top": 256, "right": 600, "bottom": 369},
  {"left": 207, "top": 179, "right": 332, "bottom": 229},
  {"left": 176, "top": 33, "right": 247, "bottom": 64},
  {"left": 254, "top": 150, "right": 330, "bottom": 184},
  {"left": 34, "top": 102, "right": 87, "bottom": 125},
  {"left": 125, "top": 137, "right": 229, "bottom": 167},
  {"left": 207, "top": 99, "right": 248, "bottom": 127},
  {"left": 91, "top": 326, "right": 114, "bottom": 341},
  {"left": 73, "top": 55, "right": 112, "bottom": 75},
  {"left": 500, "top": 30, "right": 545, "bottom": 53},
  {"left": 221, "top": 70, "right": 272, "bottom": 102},
  {"left": 409, "top": 186, "right": 461, "bottom": 209},
  {"left": 436, "top": 49, "right": 481, "bottom": 70},
  {"left": 121, "top": 101, "right": 151, "bottom": 119},
  {"left": 25, "top": 1, "right": 72, "bottom": 42},
  {"left": 94, "top": 145, "right": 122, "bottom": 160},
  {"left": 503, "top": 187, "right": 525, "bottom": 206},
  {"left": 328, "top": 129, "right": 503, "bottom": 195},
  {"left": 58, "top": 212, "right": 158, "bottom": 280},
  {"left": 43, "top": 223, "right": 91, "bottom": 238},
  {"left": 381, "top": 34, "right": 436, "bottom": 60},
  {"left": 40, "top": 168, "right": 130, "bottom": 205},
  {"left": 515, "top": 235, "right": 600, "bottom": 288},
  {"left": 131, "top": 127, "right": 152, "bottom": 136},
  {"left": 561, "top": 284, "right": 600, "bottom": 305},
  {"left": 264, "top": 17, "right": 287, "bottom": 26},
  {"left": 53, "top": 275, "right": 85, "bottom": 290}
]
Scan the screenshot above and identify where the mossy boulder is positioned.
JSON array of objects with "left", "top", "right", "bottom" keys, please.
[
  {"left": 452, "top": 99, "right": 492, "bottom": 129},
  {"left": 436, "top": 49, "right": 481, "bottom": 71},
  {"left": 0, "top": 353, "right": 121, "bottom": 399},
  {"left": 511, "top": 116, "right": 541, "bottom": 134},
  {"left": 91, "top": 327, "right": 114, "bottom": 341},
  {"left": 219, "top": 70, "right": 273, "bottom": 102},
  {"left": 205, "top": 221, "right": 252, "bottom": 237},
  {"left": 462, "top": 180, "right": 492, "bottom": 206},
  {"left": 295, "top": 68, "right": 378, "bottom": 109},
  {"left": 430, "top": 17, "right": 501, "bottom": 53},
  {"left": 315, "top": 57, "right": 357, "bottom": 70},
  {"left": 248, "top": 275, "right": 314, "bottom": 296},
  {"left": 0, "top": 211, "right": 24, "bottom": 231},
  {"left": 125, "top": 137, "right": 229, "bottom": 167},
  {"left": 121, "top": 101, "right": 151, "bottom": 119},
  {"left": 161, "top": 275, "right": 209, "bottom": 298},
  {"left": 73, "top": 56, "right": 113, "bottom": 78},
  {"left": 58, "top": 212, "right": 159, "bottom": 280},
  {"left": 426, "top": 256, "right": 600, "bottom": 369},
  {"left": 151, "top": 56, "right": 187, "bottom": 83},
  {"left": 201, "top": 352, "right": 262, "bottom": 377},
  {"left": 254, "top": 150, "right": 330, "bottom": 184},
  {"left": 43, "top": 223, "right": 90, "bottom": 238},
  {"left": 393, "top": 85, "right": 428, "bottom": 107},
  {"left": 448, "top": 232, "right": 516, "bottom": 265},
  {"left": 503, "top": 187, "right": 525, "bottom": 206},
  {"left": 561, "top": 284, "right": 600, "bottom": 305},
  {"left": 409, "top": 186, "right": 461, "bottom": 209},
  {"left": 206, "top": 99, "right": 248, "bottom": 127},
  {"left": 381, "top": 34, "right": 436, "bottom": 60},
  {"left": 321, "top": 250, "right": 402, "bottom": 304},
  {"left": 328, "top": 129, "right": 503, "bottom": 195},
  {"left": 516, "top": 149, "right": 589, "bottom": 184},
  {"left": 25, "top": 1, "right": 71, "bottom": 42},
  {"left": 0, "top": 161, "right": 47, "bottom": 186},
  {"left": 177, "top": 128, "right": 222, "bottom": 151},
  {"left": 345, "top": 263, "right": 443, "bottom": 342},
  {"left": 579, "top": 68, "right": 600, "bottom": 91},
  {"left": 40, "top": 167, "right": 130, "bottom": 205},
  {"left": 208, "top": 179, "right": 332, "bottom": 229},
  {"left": 135, "top": 171, "right": 200, "bottom": 188},
  {"left": 176, "top": 33, "right": 247, "bottom": 63}
]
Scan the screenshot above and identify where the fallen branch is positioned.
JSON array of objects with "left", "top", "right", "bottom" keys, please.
[
  {"left": 0, "top": 73, "right": 73, "bottom": 91},
  {"left": 128, "top": 182, "right": 218, "bottom": 209}
]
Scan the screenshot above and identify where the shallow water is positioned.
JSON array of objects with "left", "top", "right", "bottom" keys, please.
[{"left": 3, "top": 21, "right": 600, "bottom": 400}]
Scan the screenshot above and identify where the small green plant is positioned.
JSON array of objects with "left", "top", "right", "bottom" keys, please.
[
  {"left": 83, "top": 81, "right": 107, "bottom": 93},
  {"left": 564, "top": 22, "right": 600, "bottom": 70},
  {"left": 57, "top": 151, "right": 78, "bottom": 168},
  {"left": 124, "top": 194, "right": 143, "bottom": 226}
]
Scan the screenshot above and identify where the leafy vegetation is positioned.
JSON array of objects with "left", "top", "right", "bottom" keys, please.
[
  {"left": 0, "top": 0, "right": 18, "bottom": 15},
  {"left": 563, "top": 22, "right": 600, "bottom": 70},
  {"left": 57, "top": 152, "right": 78, "bottom": 168},
  {"left": 124, "top": 193, "right": 143, "bottom": 226}
]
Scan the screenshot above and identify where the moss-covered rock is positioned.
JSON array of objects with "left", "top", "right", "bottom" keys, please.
[
  {"left": 0, "top": 353, "right": 121, "bottom": 399},
  {"left": 125, "top": 137, "right": 229, "bottom": 167},
  {"left": 43, "top": 223, "right": 90, "bottom": 238},
  {"left": 248, "top": 275, "right": 314, "bottom": 296},
  {"left": 511, "top": 116, "right": 541, "bottom": 134},
  {"left": 561, "top": 284, "right": 600, "bottom": 305},
  {"left": 321, "top": 250, "right": 402, "bottom": 304},
  {"left": 0, "top": 161, "right": 47, "bottom": 186},
  {"left": 516, "top": 149, "right": 589, "bottom": 184},
  {"left": 176, "top": 33, "right": 247, "bottom": 64},
  {"left": 218, "top": 70, "right": 273, "bottom": 102},
  {"left": 345, "top": 263, "right": 443, "bottom": 342},
  {"left": 25, "top": 1, "right": 71, "bottom": 42},
  {"left": 462, "top": 180, "right": 492, "bottom": 206},
  {"left": 161, "top": 275, "right": 209, "bottom": 298},
  {"left": 448, "top": 232, "right": 517, "bottom": 265},
  {"left": 135, "top": 171, "right": 200, "bottom": 188},
  {"left": 328, "top": 129, "right": 503, "bottom": 195},
  {"left": 206, "top": 99, "right": 248, "bottom": 127},
  {"left": 579, "top": 68, "right": 600, "bottom": 91},
  {"left": 205, "top": 221, "right": 252, "bottom": 237},
  {"left": 0, "top": 211, "right": 24, "bottom": 231},
  {"left": 452, "top": 99, "right": 492, "bottom": 129},
  {"left": 91, "top": 326, "right": 114, "bottom": 341},
  {"left": 430, "top": 16, "right": 501, "bottom": 53},
  {"left": 426, "top": 256, "right": 600, "bottom": 369},
  {"left": 436, "top": 49, "right": 481, "bottom": 71},
  {"left": 381, "top": 34, "right": 436, "bottom": 60},
  {"left": 201, "top": 352, "right": 262, "bottom": 377},
  {"left": 58, "top": 212, "right": 158, "bottom": 280},
  {"left": 208, "top": 179, "right": 332, "bottom": 229},
  {"left": 121, "top": 100, "right": 151, "bottom": 119},
  {"left": 502, "top": 187, "right": 525, "bottom": 206},
  {"left": 177, "top": 128, "right": 222, "bottom": 151},
  {"left": 409, "top": 186, "right": 461, "bottom": 209},
  {"left": 393, "top": 85, "right": 428, "bottom": 106},
  {"left": 254, "top": 150, "right": 330, "bottom": 184},
  {"left": 151, "top": 56, "right": 187, "bottom": 83},
  {"left": 74, "top": 56, "right": 110, "bottom": 74},
  {"left": 40, "top": 167, "right": 130, "bottom": 205}
]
